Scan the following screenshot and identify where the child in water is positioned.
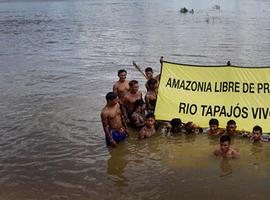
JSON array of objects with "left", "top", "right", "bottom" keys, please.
[
  {"left": 214, "top": 134, "right": 240, "bottom": 159},
  {"left": 138, "top": 113, "right": 156, "bottom": 139},
  {"left": 207, "top": 118, "right": 225, "bottom": 136},
  {"left": 250, "top": 125, "right": 269, "bottom": 142}
]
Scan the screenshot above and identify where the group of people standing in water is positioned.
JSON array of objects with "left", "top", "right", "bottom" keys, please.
[{"left": 100, "top": 61, "right": 269, "bottom": 159}]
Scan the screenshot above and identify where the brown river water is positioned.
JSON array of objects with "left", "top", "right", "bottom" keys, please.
[{"left": 1, "top": 0, "right": 270, "bottom": 199}]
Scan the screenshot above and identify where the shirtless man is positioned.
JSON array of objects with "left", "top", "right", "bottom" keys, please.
[
  {"left": 207, "top": 118, "right": 225, "bottom": 136},
  {"left": 214, "top": 135, "right": 240, "bottom": 159},
  {"left": 113, "top": 69, "right": 129, "bottom": 104},
  {"left": 225, "top": 119, "right": 240, "bottom": 136},
  {"left": 145, "top": 78, "right": 158, "bottom": 114},
  {"left": 138, "top": 113, "right": 156, "bottom": 140},
  {"left": 101, "top": 92, "right": 128, "bottom": 147},
  {"left": 123, "top": 80, "right": 143, "bottom": 119}
]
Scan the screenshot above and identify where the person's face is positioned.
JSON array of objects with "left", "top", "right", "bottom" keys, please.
[
  {"left": 146, "top": 117, "right": 155, "bottom": 128},
  {"left": 220, "top": 141, "right": 230, "bottom": 153},
  {"left": 146, "top": 71, "right": 153, "bottom": 79},
  {"left": 210, "top": 124, "right": 218, "bottom": 133},
  {"left": 131, "top": 83, "right": 139, "bottom": 93},
  {"left": 109, "top": 97, "right": 119, "bottom": 105},
  {"left": 253, "top": 130, "right": 261, "bottom": 141},
  {"left": 226, "top": 124, "right": 236, "bottom": 134},
  {"left": 118, "top": 72, "right": 127, "bottom": 81}
]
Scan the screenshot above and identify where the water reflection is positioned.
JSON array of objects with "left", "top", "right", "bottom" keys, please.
[
  {"left": 107, "top": 144, "right": 129, "bottom": 187},
  {"left": 220, "top": 158, "right": 233, "bottom": 177}
]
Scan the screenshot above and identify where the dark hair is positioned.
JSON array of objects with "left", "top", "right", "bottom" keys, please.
[
  {"left": 118, "top": 69, "right": 127, "bottom": 76},
  {"left": 106, "top": 92, "right": 117, "bottom": 102},
  {"left": 134, "top": 99, "right": 145, "bottom": 111},
  {"left": 220, "top": 134, "right": 231, "bottom": 143},
  {"left": 227, "top": 119, "right": 236, "bottom": 126},
  {"left": 253, "top": 125, "right": 262, "bottom": 133},
  {"left": 209, "top": 118, "right": 219, "bottom": 126},
  {"left": 147, "top": 78, "right": 158, "bottom": 87},
  {"left": 145, "top": 67, "right": 153, "bottom": 73},
  {"left": 129, "top": 80, "right": 138, "bottom": 87},
  {"left": 146, "top": 113, "right": 155, "bottom": 119},
  {"left": 170, "top": 118, "right": 182, "bottom": 128}
]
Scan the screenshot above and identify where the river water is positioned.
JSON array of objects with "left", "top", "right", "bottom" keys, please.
[{"left": 1, "top": 0, "right": 270, "bottom": 199}]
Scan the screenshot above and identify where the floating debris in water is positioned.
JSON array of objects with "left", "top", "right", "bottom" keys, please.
[
  {"left": 213, "top": 4, "right": 221, "bottom": 10},
  {"left": 179, "top": 7, "right": 194, "bottom": 14}
]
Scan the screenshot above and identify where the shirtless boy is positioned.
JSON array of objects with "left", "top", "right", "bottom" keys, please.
[
  {"left": 123, "top": 80, "right": 143, "bottom": 118},
  {"left": 138, "top": 113, "right": 156, "bottom": 140},
  {"left": 214, "top": 134, "right": 240, "bottom": 159},
  {"left": 113, "top": 69, "right": 129, "bottom": 104},
  {"left": 145, "top": 78, "right": 158, "bottom": 114},
  {"left": 101, "top": 92, "right": 128, "bottom": 147},
  {"left": 225, "top": 120, "right": 240, "bottom": 136},
  {"left": 250, "top": 125, "right": 265, "bottom": 143},
  {"left": 131, "top": 99, "right": 146, "bottom": 130},
  {"left": 207, "top": 118, "right": 225, "bottom": 136}
]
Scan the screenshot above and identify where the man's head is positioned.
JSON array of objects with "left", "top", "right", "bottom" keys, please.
[
  {"left": 145, "top": 113, "right": 155, "bottom": 128},
  {"left": 170, "top": 118, "right": 182, "bottom": 132},
  {"left": 147, "top": 78, "right": 158, "bottom": 90},
  {"left": 145, "top": 67, "right": 153, "bottom": 79},
  {"left": 129, "top": 80, "right": 139, "bottom": 93},
  {"left": 209, "top": 118, "right": 219, "bottom": 133},
  {"left": 118, "top": 69, "right": 127, "bottom": 81},
  {"left": 226, "top": 120, "right": 237, "bottom": 135},
  {"left": 106, "top": 92, "right": 118, "bottom": 105},
  {"left": 220, "top": 134, "right": 231, "bottom": 153},
  {"left": 252, "top": 125, "right": 262, "bottom": 141}
]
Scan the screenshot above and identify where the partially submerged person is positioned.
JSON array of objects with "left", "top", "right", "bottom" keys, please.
[
  {"left": 225, "top": 120, "right": 240, "bottom": 137},
  {"left": 207, "top": 118, "right": 225, "bottom": 136},
  {"left": 101, "top": 92, "right": 128, "bottom": 147},
  {"left": 170, "top": 118, "right": 183, "bottom": 133},
  {"left": 214, "top": 134, "right": 240, "bottom": 159},
  {"left": 138, "top": 113, "right": 156, "bottom": 140},
  {"left": 145, "top": 67, "right": 154, "bottom": 91},
  {"left": 130, "top": 99, "right": 146, "bottom": 130},
  {"left": 145, "top": 78, "right": 158, "bottom": 114},
  {"left": 250, "top": 125, "right": 269, "bottom": 142},
  {"left": 123, "top": 80, "right": 143, "bottom": 119},
  {"left": 113, "top": 69, "right": 129, "bottom": 104},
  {"left": 184, "top": 121, "right": 200, "bottom": 134}
]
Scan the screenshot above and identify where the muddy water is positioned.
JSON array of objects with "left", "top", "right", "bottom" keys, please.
[{"left": 1, "top": 0, "right": 270, "bottom": 199}]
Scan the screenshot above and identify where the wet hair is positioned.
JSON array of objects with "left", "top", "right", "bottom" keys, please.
[
  {"left": 209, "top": 118, "right": 219, "bottom": 126},
  {"left": 129, "top": 80, "right": 138, "bottom": 87},
  {"left": 145, "top": 67, "right": 153, "bottom": 73},
  {"left": 227, "top": 119, "right": 236, "bottom": 126},
  {"left": 146, "top": 113, "right": 155, "bottom": 119},
  {"left": 253, "top": 125, "right": 262, "bottom": 134},
  {"left": 147, "top": 78, "right": 158, "bottom": 87},
  {"left": 106, "top": 92, "right": 117, "bottom": 102},
  {"left": 118, "top": 69, "right": 127, "bottom": 76},
  {"left": 220, "top": 134, "right": 231, "bottom": 143},
  {"left": 134, "top": 99, "right": 145, "bottom": 111},
  {"left": 170, "top": 118, "right": 182, "bottom": 128}
]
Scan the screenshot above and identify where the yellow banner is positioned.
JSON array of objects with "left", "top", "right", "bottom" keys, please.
[{"left": 155, "top": 61, "right": 270, "bottom": 132}]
